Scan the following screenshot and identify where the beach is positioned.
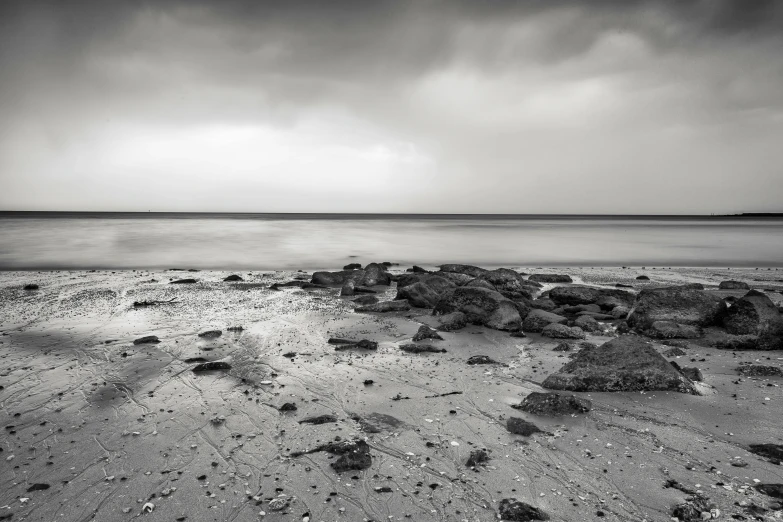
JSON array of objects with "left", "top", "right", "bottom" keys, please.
[{"left": 1, "top": 265, "right": 782, "bottom": 522}]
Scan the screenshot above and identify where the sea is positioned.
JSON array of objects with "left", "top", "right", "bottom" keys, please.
[{"left": 1, "top": 212, "right": 782, "bottom": 271}]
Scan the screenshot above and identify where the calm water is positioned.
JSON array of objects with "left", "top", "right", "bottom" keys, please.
[{"left": 1, "top": 213, "right": 782, "bottom": 270}]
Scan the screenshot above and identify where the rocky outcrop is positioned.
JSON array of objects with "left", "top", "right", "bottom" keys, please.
[
  {"left": 433, "top": 287, "right": 522, "bottom": 331},
  {"left": 549, "top": 285, "right": 634, "bottom": 307},
  {"left": 627, "top": 285, "right": 725, "bottom": 337},
  {"left": 528, "top": 274, "right": 572, "bottom": 283},
  {"left": 541, "top": 324, "right": 586, "bottom": 339},
  {"left": 522, "top": 309, "right": 567, "bottom": 332},
  {"left": 542, "top": 336, "right": 699, "bottom": 394},
  {"left": 719, "top": 280, "right": 750, "bottom": 290},
  {"left": 722, "top": 290, "right": 783, "bottom": 350}
]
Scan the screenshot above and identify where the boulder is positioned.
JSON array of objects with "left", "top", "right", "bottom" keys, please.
[
  {"left": 340, "top": 280, "right": 355, "bottom": 296},
  {"left": 395, "top": 282, "right": 442, "bottom": 308},
  {"left": 573, "top": 315, "right": 603, "bottom": 333},
  {"left": 528, "top": 274, "right": 572, "bottom": 283},
  {"left": 530, "top": 298, "right": 557, "bottom": 311},
  {"left": 549, "top": 285, "right": 634, "bottom": 307},
  {"left": 355, "top": 300, "right": 411, "bottom": 313},
  {"left": 513, "top": 392, "right": 591, "bottom": 416},
  {"left": 506, "top": 417, "right": 544, "bottom": 436},
  {"left": 542, "top": 336, "right": 699, "bottom": 394},
  {"left": 435, "top": 271, "right": 475, "bottom": 286},
  {"left": 497, "top": 498, "right": 549, "bottom": 521},
  {"left": 439, "top": 264, "right": 488, "bottom": 278},
  {"left": 433, "top": 287, "right": 522, "bottom": 331},
  {"left": 409, "top": 265, "right": 428, "bottom": 273},
  {"left": 680, "top": 367, "right": 703, "bottom": 381},
  {"left": 466, "top": 449, "right": 489, "bottom": 467},
  {"left": 23, "top": 283, "right": 39, "bottom": 290},
  {"left": 223, "top": 274, "right": 243, "bottom": 282},
  {"left": 399, "top": 343, "right": 447, "bottom": 354},
  {"left": 465, "top": 278, "right": 497, "bottom": 291},
  {"left": 541, "top": 324, "right": 586, "bottom": 339},
  {"left": 413, "top": 325, "right": 443, "bottom": 342},
  {"left": 359, "top": 263, "right": 391, "bottom": 286},
  {"left": 312, "top": 270, "right": 362, "bottom": 286},
  {"left": 133, "top": 335, "right": 160, "bottom": 345},
  {"left": 722, "top": 290, "right": 783, "bottom": 350},
  {"left": 474, "top": 268, "right": 541, "bottom": 300},
  {"left": 396, "top": 273, "right": 425, "bottom": 288},
  {"left": 522, "top": 309, "right": 567, "bottom": 333},
  {"left": 645, "top": 320, "right": 703, "bottom": 339},
  {"left": 437, "top": 311, "right": 468, "bottom": 331},
  {"left": 343, "top": 263, "right": 362, "bottom": 270},
  {"left": 719, "top": 280, "right": 750, "bottom": 290},
  {"left": 627, "top": 285, "right": 725, "bottom": 332}
]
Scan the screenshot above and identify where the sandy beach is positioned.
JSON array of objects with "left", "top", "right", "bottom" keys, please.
[{"left": 1, "top": 265, "right": 782, "bottom": 522}]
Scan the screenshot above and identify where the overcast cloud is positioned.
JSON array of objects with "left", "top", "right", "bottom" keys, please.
[{"left": 1, "top": 0, "right": 782, "bottom": 213}]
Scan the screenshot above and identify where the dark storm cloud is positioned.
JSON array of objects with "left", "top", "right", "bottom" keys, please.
[{"left": 1, "top": 0, "right": 782, "bottom": 213}]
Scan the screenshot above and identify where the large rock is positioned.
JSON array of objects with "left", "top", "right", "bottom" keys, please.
[
  {"left": 355, "top": 300, "right": 411, "bottom": 313},
  {"left": 722, "top": 290, "right": 783, "bottom": 350},
  {"left": 498, "top": 499, "right": 549, "bottom": 521},
  {"left": 542, "top": 336, "right": 699, "bottom": 394},
  {"left": 528, "top": 274, "right": 572, "bottom": 283},
  {"left": 434, "top": 287, "right": 522, "bottom": 331},
  {"left": 474, "top": 268, "right": 541, "bottom": 301},
  {"left": 522, "top": 309, "right": 567, "bottom": 333},
  {"left": 435, "top": 271, "right": 475, "bottom": 286},
  {"left": 573, "top": 315, "right": 603, "bottom": 333},
  {"left": 436, "top": 311, "right": 468, "bottom": 331},
  {"left": 395, "top": 282, "right": 443, "bottom": 308},
  {"left": 627, "top": 285, "right": 725, "bottom": 335},
  {"left": 549, "top": 285, "right": 634, "bottom": 307},
  {"left": 439, "top": 264, "right": 488, "bottom": 278},
  {"left": 359, "top": 263, "right": 391, "bottom": 286},
  {"left": 645, "top": 320, "right": 703, "bottom": 339},
  {"left": 513, "top": 392, "right": 591, "bottom": 415},
  {"left": 312, "top": 270, "right": 363, "bottom": 286},
  {"left": 465, "top": 278, "right": 497, "bottom": 291},
  {"left": 541, "top": 324, "right": 586, "bottom": 339},
  {"left": 719, "top": 280, "right": 750, "bottom": 290}
]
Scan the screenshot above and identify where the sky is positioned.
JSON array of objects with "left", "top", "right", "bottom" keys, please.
[{"left": 1, "top": 0, "right": 782, "bottom": 214}]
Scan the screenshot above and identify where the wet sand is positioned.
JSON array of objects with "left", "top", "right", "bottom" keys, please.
[{"left": 1, "top": 267, "right": 782, "bottom": 522}]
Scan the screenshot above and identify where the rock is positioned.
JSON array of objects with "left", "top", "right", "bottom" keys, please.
[
  {"left": 672, "top": 495, "right": 714, "bottom": 522},
  {"left": 564, "top": 304, "right": 602, "bottom": 314},
  {"left": 334, "top": 339, "right": 378, "bottom": 351},
  {"left": 343, "top": 263, "right": 362, "bottom": 270},
  {"left": 645, "top": 321, "right": 703, "bottom": 339},
  {"left": 627, "top": 285, "right": 725, "bottom": 332},
  {"left": 413, "top": 325, "right": 443, "bottom": 342},
  {"left": 439, "top": 264, "right": 488, "bottom": 278},
  {"left": 749, "top": 443, "right": 783, "bottom": 464},
  {"left": 192, "top": 361, "right": 232, "bottom": 372},
  {"left": 513, "top": 392, "right": 591, "bottom": 416},
  {"left": 23, "top": 283, "right": 39, "bottom": 290},
  {"left": 26, "top": 483, "right": 50, "bottom": 492},
  {"left": 542, "top": 336, "right": 699, "bottom": 394},
  {"left": 541, "top": 324, "right": 586, "bottom": 339},
  {"left": 436, "top": 311, "right": 468, "bottom": 331},
  {"left": 298, "top": 414, "right": 337, "bottom": 425},
  {"left": 467, "top": 355, "right": 498, "bottom": 365},
  {"left": 610, "top": 306, "right": 630, "bottom": 319},
  {"left": 497, "top": 498, "right": 550, "bottom": 521},
  {"left": 522, "top": 309, "right": 567, "bottom": 333},
  {"left": 722, "top": 290, "right": 783, "bottom": 350},
  {"left": 549, "top": 285, "right": 634, "bottom": 307},
  {"left": 510, "top": 330, "right": 527, "bottom": 338},
  {"left": 756, "top": 484, "right": 783, "bottom": 499},
  {"left": 352, "top": 295, "right": 379, "bottom": 306},
  {"left": 553, "top": 342, "right": 571, "bottom": 352},
  {"left": 355, "top": 300, "right": 411, "bottom": 313},
  {"left": 292, "top": 439, "right": 372, "bottom": 472},
  {"left": 680, "top": 367, "right": 703, "bottom": 382},
  {"left": 530, "top": 298, "right": 557, "bottom": 311},
  {"left": 737, "top": 364, "right": 783, "bottom": 377},
  {"left": 340, "top": 281, "right": 355, "bottom": 296},
  {"left": 396, "top": 273, "right": 425, "bottom": 288},
  {"left": 577, "top": 311, "right": 615, "bottom": 320},
  {"left": 528, "top": 274, "right": 572, "bottom": 283},
  {"left": 170, "top": 278, "right": 197, "bottom": 284},
  {"left": 351, "top": 412, "right": 403, "bottom": 433},
  {"left": 474, "top": 268, "right": 540, "bottom": 300},
  {"left": 360, "top": 263, "right": 391, "bottom": 286},
  {"left": 434, "top": 287, "right": 522, "bottom": 331},
  {"left": 399, "top": 343, "right": 446, "bottom": 354},
  {"left": 664, "top": 347, "right": 686, "bottom": 357},
  {"left": 636, "top": 275, "right": 650, "bottom": 280},
  {"left": 573, "top": 315, "right": 603, "bottom": 333},
  {"left": 223, "top": 274, "right": 243, "bottom": 282},
  {"left": 506, "top": 417, "right": 544, "bottom": 436},
  {"left": 311, "top": 270, "right": 361, "bottom": 286},
  {"left": 198, "top": 330, "right": 222, "bottom": 339},
  {"left": 279, "top": 402, "right": 297, "bottom": 412},
  {"left": 616, "top": 283, "right": 633, "bottom": 288},
  {"left": 133, "top": 335, "right": 160, "bottom": 345},
  {"left": 719, "top": 280, "right": 750, "bottom": 290},
  {"left": 434, "top": 271, "right": 475, "bottom": 286},
  {"left": 465, "top": 278, "right": 496, "bottom": 291},
  {"left": 466, "top": 449, "right": 489, "bottom": 467},
  {"left": 410, "top": 265, "right": 428, "bottom": 273},
  {"left": 395, "top": 282, "right": 443, "bottom": 308}
]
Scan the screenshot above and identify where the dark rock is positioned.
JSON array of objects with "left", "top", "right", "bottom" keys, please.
[
  {"left": 474, "top": 268, "right": 541, "bottom": 300},
  {"left": 292, "top": 439, "right": 372, "bottom": 472},
  {"left": 343, "top": 263, "right": 362, "bottom": 270},
  {"left": 396, "top": 282, "right": 443, "bottom": 308},
  {"left": 737, "top": 364, "right": 783, "bottom": 377},
  {"left": 672, "top": 495, "right": 714, "bottom": 522},
  {"left": 680, "top": 367, "right": 703, "bottom": 382},
  {"left": 513, "top": 392, "right": 591, "bottom": 416},
  {"left": 360, "top": 263, "right": 391, "bottom": 286},
  {"left": 749, "top": 443, "right": 783, "bottom": 464},
  {"left": 722, "top": 290, "right": 783, "bottom": 350},
  {"left": 435, "top": 271, "right": 476, "bottom": 286},
  {"left": 183, "top": 357, "right": 208, "bottom": 363},
  {"left": 279, "top": 403, "right": 297, "bottom": 412},
  {"left": 636, "top": 275, "right": 650, "bottom": 280},
  {"left": 713, "top": 334, "right": 762, "bottom": 351},
  {"left": 223, "top": 274, "right": 243, "bottom": 282},
  {"left": 510, "top": 331, "right": 527, "bottom": 338},
  {"left": 354, "top": 286, "right": 377, "bottom": 294},
  {"left": 528, "top": 274, "right": 572, "bottom": 283},
  {"left": 756, "top": 484, "right": 783, "bottom": 499},
  {"left": 334, "top": 339, "right": 378, "bottom": 351},
  {"left": 497, "top": 498, "right": 549, "bottom": 521},
  {"left": 467, "top": 355, "right": 498, "bottom": 365},
  {"left": 311, "top": 270, "right": 362, "bottom": 286},
  {"left": 413, "top": 325, "right": 443, "bottom": 342},
  {"left": 192, "top": 361, "right": 232, "bottom": 372},
  {"left": 506, "top": 417, "right": 544, "bottom": 436},
  {"left": 663, "top": 347, "right": 686, "bottom": 357},
  {"left": 328, "top": 338, "right": 355, "bottom": 344},
  {"left": 433, "top": 287, "right": 522, "bottom": 331},
  {"left": 522, "top": 309, "right": 567, "bottom": 333},
  {"left": 170, "top": 278, "right": 197, "bottom": 284},
  {"left": 340, "top": 281, "right": 355, "bottom": 296},
  {"left": 352, "top": 295, "right": 379, "bottom": 306},
  {"left": 627, "top": 285, "right": 725, "bottom": 332},
  {"left": 465, "top": 278, "right": 496, "bottom": 291},
  {"left": 410, "top": 265, "right": 428, "bottom": 273},
  {"left": 553, "top": 342, "right": 571, "bottom": 352},
  {"left": 198, "top": 330, "right": 222, "bottom": 339},
  {"left": 719, "top": 280, "right": 750, "bottom": 290},
  {"left": 399, "top": 343, "right": 446, "bottom": 354},
  {"left": 564, "top": 304, "right": 602, "bottom": 314},
  {"left": 542, "top": 336, "right": 699, "bottom": 394},
  {"left": 466, "top": 449, "right": 489, "bottom": 467},
  {"left": 133, "top": 335, "right": 160, "bottom": 345},
  {"left": 616, "top": 283, "right": 633, "bottom": 288},
  {"left": 541, "top": 324, "right": 586, "bottom": 339},
  {"left": 644, "top": 320, "right": 703, "bottom": 339},
  {"left": 299, "top": 414, "right": 337, "bottom": 425},
  {"left": 23, "top": 283, "right": 39, "bottom": 290},
  {"left": 351, "top": 412, "right": 403, "bottom": 433},
  {"left": 573, "top": 315, "right": 603, "bottom": 333},
  {"left": 439, "top": 264, "right": 488, "bottom": 278},
  {"left": 26, "top": 483, "right": 50, "bottom": 492},
  {"left": 436, "top": 311, "right": 468, "bottom": 331},
  {"left": 530, "top": 298, "right": 557, "bottom": 311},
  {"left": 549, "top": 285, "right": 634, "bottom": 307},
  {"left": 356, "top": 300, "right": 411, "bottom": 313}
]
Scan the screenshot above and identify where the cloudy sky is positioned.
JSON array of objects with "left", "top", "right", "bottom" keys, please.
[{"left": 1, "top": 0, "right": 782, "bottom": 214}]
